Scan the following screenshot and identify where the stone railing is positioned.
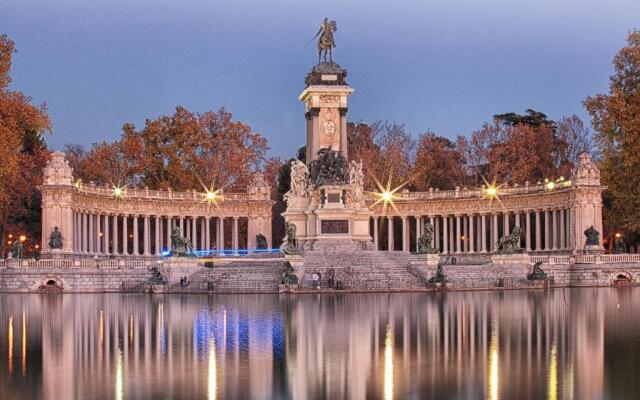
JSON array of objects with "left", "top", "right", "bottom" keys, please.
[
  {"left": 74, "top": 183, "right": 258, "bottom": 201},
  {"left": 364, "top": 182, "right": 570, "bottom": 202},
  {"left": 532, "top": 254, "right": 640, "bottom": 265}
]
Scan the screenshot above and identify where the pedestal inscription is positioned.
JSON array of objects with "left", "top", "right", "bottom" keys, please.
[{"left": 321, "top": 220, "right": 349, "bottom": 234}]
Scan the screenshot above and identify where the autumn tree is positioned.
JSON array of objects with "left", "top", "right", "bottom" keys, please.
[
  {"left": 68, "top": 107, "right": 269, "bottom": 192},
  {"left": 585, "top": 30, "right": 640, "bottom": 237},
  {"left": 0, "top": 34, "right": 52, "bottom": 256}
]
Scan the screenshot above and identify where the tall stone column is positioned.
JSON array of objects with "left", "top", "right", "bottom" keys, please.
[
  {"left": 434, "top": 216, "right": 440, "bottom": 251},
  {"left": 492, "top": 214, "right": 499, "bottom": 251},
  {"left": 415, "top": 216, "right": 421, "bottom": 249},
  {"left": 544, "top": 209, "right": 550, "bottom": 250},
  {"left": 481, "top": 214, "right": 487, "bottom": 253},
  {"left": 503, "top": 212, "right": 510, "bottom": 236},
  {"left": 191, "top": 217, "right": 198, "bottom": 251},
  {"left": 166, "top": 217, "right": 172, "bottom": 251},
  {"left": 103, "top": 214, "right": 110, "bottom": 255},
  {"left": 535, "top": 210, "right": 541, "bottom": 251},
  {"left": 123, "top": 214, "right": 129, "bottom": 255},
  {"left": 469, "top": 214, "right": 475, "bottom": 253},
  {"left": 96, "top": 213, "right": 101, "bottom": 254},
  {"left": 401, "top": 216, "right": 409, "bottom": 252},
  {"left": 88, "top": 213, "right": 94, "bottom": 253},
  {"left": 455, "top": 215, "right": 461, "bottom": 253},
  {"left": 219, "top": 217, "right": 225, "bottom": 253},
  {"left": 200, "top": 218, "right": 206, "bottom": 251},
  {"left": 205, "top": 217, "right": 211, "bottom": 252},
  {"left": 233, "top": 217, "right": 239, "bottom": 255},
  {"left": 515, "top": 212, "right": 520, "bottom": 227},
  {"left": 179, "top": 217, "right": 184, "bottom": 236},
  {"left": 144, "top": 215, "right": 150, "bottom": 256},
  {"left": 560, "top": 209, "right": 566, "bottom": 250},
  {"left": 387, "top": 217, "right": 394, "bottom": 251},
  {"left": 442, "top": 216, "right": 449, "bottom": 254},
  {"left": 155, "top": 216, "right": 161, "bottom": 255},
  {"left": 131, "top": 215, "right": 138, "bottom": 255},
  {"left": 80, "top": 212, "right": 87, "bottom": 253},
  {"left": 40, "top": 152, "right": 75, "bottom": 254},
  {"left": 570, "top": 153, "right": 605, "bottom": 252},
  {"left": 525, "top": 211, "right": 532, "bottom": 252},
  {"left": 552, "top": 209, "right": 558, "bottom": 250},
  {"left": 373, "top": 217, "right": 379, "bottom": 250},
  {"left": 112, "top": 214, "right": 119, "bottom": 255},
  {"left": 449, "top": 216, "right": 455, "bottom": 253}
]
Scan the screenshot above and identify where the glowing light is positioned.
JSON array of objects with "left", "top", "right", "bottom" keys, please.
[
  {"left": 548, "top": 343, "right": 558, "bottom": 400},
  {"left": 615, "top": 233, "right": 622, "bottom": 238},
  {"left": 208, "top": 337, "right": 217, "bottom": 400},
  {"left": 112, "top": 185, "right": 126, "bottom": 199},
  {"left": 384, "top": 324, "right": 394, "bottom": 400},
  {"left": 487, "top": 328, "right": 499, "bottom": 400},
  {"left": 98, "top": 232, "right": 103, "bottom": 237},
  {"left": 8, "top": 234, "right": 12, "bottom": 239},
  {"left": 8, "top": 316, "right": 13, "bottom": 375},
  {"left": 369, "top": 170, "right": 412, "bottom": 215},
  {"left": 201, "top": 188, "right": 223, "bottom": 209},
  {"left": 481, "top": 177, "right": 506, "bottom": 207},
  {"left": 115, "top": 346, "right": 124, "bottom": 400},
  {"left": 18, "top": 235, "right": 26, "bottom": 243}
]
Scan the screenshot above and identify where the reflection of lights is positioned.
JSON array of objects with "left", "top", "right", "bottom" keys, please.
[
  {"left": 129, "top": 314, "right": 134, "bottom": 344},
  {"left": 99, "top": 310, "right": 104, "bottom": 346},
  {"left": 488, "top": 328, "right": 499, "bottom": 400},
  {"left": 548, "top": 343, "right": 558, "bottom": 400},
  {"left": 99, "top": 232, "right": 103, "bottom": 237},
  {"left": 208, "top": 338, "right": 217, "bottom": 400},
  {"left": 384, "top": 324, "right": 394, "bottom": 400},
  {"left": 8, "top": 316, "right": 13, "bottom": 374},
  {"left": 115, "top": 347, "right": 124, "bottom": 400},
  {"left": 21, "top": 311, "right": 26, "bottom": 375}
]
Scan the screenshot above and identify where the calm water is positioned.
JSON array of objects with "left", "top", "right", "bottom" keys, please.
[{"left": 0, "top": 289, "right": 639, "bottom": 399}]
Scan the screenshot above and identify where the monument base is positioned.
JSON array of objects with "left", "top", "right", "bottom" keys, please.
[{"left": 491, "top": 253, "right": 532, "bottom": 266}]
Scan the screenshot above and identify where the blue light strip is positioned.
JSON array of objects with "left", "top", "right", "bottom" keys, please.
[{"left": 160, "top": 248, "right": 281, "bottom": 258}]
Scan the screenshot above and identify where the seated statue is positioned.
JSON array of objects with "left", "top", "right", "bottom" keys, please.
[
  {"left": 280, "top": 261, "right": 299, "bottom": 285},
  {"left": 48, "top": 226, "right": 63, "bottom": 249},
  {"left": 584, "top": 225, "right": 600, "bottom": 246},
  {"left": 170, "top": 227, "right": 193, "bottom": 256},
  {"left": 527, "top": 261, "right": 547, "bottom": 281},
  {"left": 496, "top": 226, "right": 523, "bottom": 255},
  {"left": 256, "top": 233, "right": 268, "bottom": 250},
  {"left": 416, "top": 222, "right": 438, "bottom": 254},
  {"left": 428, "top": 263, "right": 447, "bottom": 284},
  {"left": 280, "top": 222, "right": 300, "bottom": 255}
]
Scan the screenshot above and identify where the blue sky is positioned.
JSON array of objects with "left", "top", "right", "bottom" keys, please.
[{"left": 2, "top": 0, "right": 639, "bottom": 157}]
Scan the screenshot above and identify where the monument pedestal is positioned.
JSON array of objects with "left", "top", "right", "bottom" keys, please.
[{"left": 491, "top": 253, "right": 532, "bottom": 266}]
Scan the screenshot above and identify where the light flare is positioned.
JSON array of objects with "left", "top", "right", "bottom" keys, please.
[
  {"left": 481, "top": 176, "right": 506, "bottom": 208},
  {"left": 112, "top": 184, "right": 126, "bottom": 199},
  {"left": 368, "top": 170, "right": 413, "bottom": 215}
]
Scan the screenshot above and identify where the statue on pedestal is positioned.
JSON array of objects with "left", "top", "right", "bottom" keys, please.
[
  {"left": 417, "top": 222, "right": 438, "bottom": 254},
  {"left": 280, "top": 261, "right": 299, "bottom": 285},
  {"left": 286, "top": 160, "right": 309, "bottom": 200},
  {"left": 170, "top": 227, "right": 193, "bottom": 256},
  {"left": 428, "top": 263, "right": 447, "bottom": 284},
  {"left": 527, "top": 261, "right": 547, "bottom": 281},
  {"left": 48, "top": 226, "right": 63, "bottom": 250},
  {"left": 347, "top": 160, "right": 365, "bottom": 206},
  {"left": 315, "top": 17, "right": 337, "bottom": 63},
  {"left": 280, "top": 222, "right": 300, "bottom": 255},
  {"left": 256, "top": 233, "right": 268, "bottom": 250},
  {"left": 308, "top": 148, "right": 349, "bottom": 188},
  {"left": 496, "top": 226, "right": 523, "bottom": 254},
  {"left": 584, "top": 225, "right": 600, "bottom": 246}
]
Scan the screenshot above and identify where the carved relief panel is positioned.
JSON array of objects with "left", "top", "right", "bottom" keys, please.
[{"left": 319, "top": 107, "right": 340, "bottom": 151}]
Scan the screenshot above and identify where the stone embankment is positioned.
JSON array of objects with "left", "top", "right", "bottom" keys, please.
[{"left": 0, "top": 253, "right": 639, "bottom": 293}]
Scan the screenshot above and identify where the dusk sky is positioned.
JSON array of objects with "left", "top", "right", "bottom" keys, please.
[{"left": 3, "top": 0, "right": 639, "bottom": 158}]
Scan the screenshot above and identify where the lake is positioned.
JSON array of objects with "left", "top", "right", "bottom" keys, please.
[{"left": 0, "top": 288, "right": 638, "bottom": 399}]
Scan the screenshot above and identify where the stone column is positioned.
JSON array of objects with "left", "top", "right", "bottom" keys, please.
[
  {"left": 205, "top": 217, "right": 211, "bottom": 252},
  {"left": 190, "top": 217, "right": 197, "bottom": 251},
  {"left": 200, "top": 218, "right": 206, "bottom": 251},
  {"left": 401, "top": 216, "right": 409, "bottom": 252},
  {"left": 525, "top": 211, "right": 532, "bottom": 252},
  {"left": 567, "top": 208, "right": 573, "bottom": 250},
  {"left": 544, "top": 209, "right": 550, "bottom": 250},
  {"left": 504, "top": 212, "right": 510, "bottom": 236},
  {"left": 81, "top": 212, "right": 88, "bottom": 253},
  {"left": 387, "top": 217, "right": 394, "bottom": 251},
  {"left": 442, "top": 216, "right": 449, "bottom": 254},
  {"left": 166, "top": 217, "right": 172, "bottom": 251},
  {"left": 373, "top": 217, "right": 379, "bottom": 250},
  {"left": 154, "top": 216, "right": 160, "bottom": 255},
  {"left": 515, "top": 212, "right": 520, "bottom": 227},
  {"left": 552, "top": 209, "right": 558, "bottom": 250},
  {"left": 219, "top": 217, "right": 225, "bottom": 253},
  {"left": 481, "top": 214, "right": 487, "bottom": 253},
  {"left": 179, "top": 217, "right": 184, "bottom": 236},
  {"left": 88, "top": 213, "right": 94, "bottom": 254},
  {"left": 469, "top": 214, "right": 475, "bottom": 253},
  {"left": 96, "top": 213, "right": 101, "bottom": 254},
  {"left": 144, "top": 215, "right": 150, "bottom": 255},
  {"left": 492, "top": 214, "right": 499, "bottom": 252},
  {"left": 435, "top": 216, "right": 440, "bottom": 251},
  {"left": 112, "top": 214, "right": 119, "bottom": 255},
  {"left": 449, "top": 216, "right": 455, "bottom": 253},
  {"left": 233, "top": 217, "right": 239, "bottom": 255},
  {"left": 132, "top": 215, "right": 138, "bottom": 256},
  {"left": 104, "top": 214, "right": 110, "bottom": 255},
  {"left": 455, "top": 215, "right": 461, "bottom": 253},
  {"left": 560, "top": 208, "right": 566, "bottom": 250},
  {"left": 535, "top": 210, "right": 541, "bottom": 251}
]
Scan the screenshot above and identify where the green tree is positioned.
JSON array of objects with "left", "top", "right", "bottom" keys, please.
[{"left": 585, "top": 30, "right": 640, "bottom": 237}]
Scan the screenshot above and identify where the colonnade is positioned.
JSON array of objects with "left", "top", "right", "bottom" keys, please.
[
  {"left": 371, "top": 207, "right": 573, "bottom": 253},
  {"left": 71, "top": 212, "right": 251, "bottom": 256}
]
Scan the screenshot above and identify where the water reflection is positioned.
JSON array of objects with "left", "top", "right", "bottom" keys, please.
[{"left": 0, "top": 289, "right": 638, "bottom": 399}]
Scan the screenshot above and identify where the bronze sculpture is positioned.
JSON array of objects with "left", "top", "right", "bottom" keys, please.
[
  {"left": 48, "top": 226, "right": 63, "bottom": 249},
  {"left": 170, "top": 227, "right": 193, "bottom": 256},
  {"left": 417, "top": 222, "right": 438, "bottom": 254},
  {"left": 584, "top": 225, "right": 600, "bottom": 246},
  {"left": 315, "top": 17, "right": 337, "bottom": 63},
  {"left": 496, "top": 226, "right": 523, "bottom": 254}
]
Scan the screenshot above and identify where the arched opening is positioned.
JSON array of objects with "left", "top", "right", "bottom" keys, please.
[
  {"left": 40, "top": 278, "right": 63, "bottom": 293},
  {"left": 46, "top": 280, "right": 57, "bottom": 286},
  {"left": 613, "top": 273, "right": 633, "bottom": 287}
]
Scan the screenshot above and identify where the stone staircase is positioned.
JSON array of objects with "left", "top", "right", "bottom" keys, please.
[
  {"left": 300, "top": 251, "right": 426, "bottom": 291},
  {"left": 179, "top": 260, "right": 284, "bottom": 293}
]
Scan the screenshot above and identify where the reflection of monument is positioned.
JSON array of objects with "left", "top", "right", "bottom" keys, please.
[{"left": 283, "top": 30, "right": 373, "bottom": 251}]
